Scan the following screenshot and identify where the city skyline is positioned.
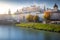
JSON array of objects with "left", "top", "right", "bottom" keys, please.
[{"left": 0, "top": 0, "right": 60, "bottom": 14}]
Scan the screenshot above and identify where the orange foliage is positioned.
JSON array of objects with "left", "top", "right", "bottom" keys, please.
[{"left": 44, "top": 11, "right": 50, "bottom": 19}]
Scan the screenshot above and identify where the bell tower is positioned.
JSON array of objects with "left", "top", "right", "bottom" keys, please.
[
  {"left": 8, "top": 9, "right": 12, "bottom": 19},
  {"left": 8, "top": 9, "right": 11, "bottom": 15},
  {"left": 53, "top": 3, "right": 58, "bottom": 11}
]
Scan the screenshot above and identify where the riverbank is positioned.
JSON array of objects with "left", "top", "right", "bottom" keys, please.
[{"left": 16, "top": 23, "right": 60, "bottom": 33}]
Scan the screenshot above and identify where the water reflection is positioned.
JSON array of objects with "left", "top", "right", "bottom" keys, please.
[{"left": 0, "top": 25, "right": 60, "bottom": 40}]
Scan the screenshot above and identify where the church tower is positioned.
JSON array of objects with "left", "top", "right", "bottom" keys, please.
[
  {"left": 53, "top": 3, "right": 58, "bottom": 11},
  {"left": 44, "top": 5, "right": 46, "bottom": 11},
  {"left": 8, "top": 9, "right": 11, "bottom": 15},
  {"left": 8, "top": 9, "right": 12, "bottom": 19}
]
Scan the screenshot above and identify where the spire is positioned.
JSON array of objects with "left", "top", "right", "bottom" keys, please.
[
  {"left": 8, "top": 9, "right": 12, "bottom": 19},
  {"left": 17, "top": 9, "right": 19, "bottom": 12},
  {"left": 8, "top": 9, "right": 11, "bottom": 15},
  {"left": 54, "top": 3, "right": 58, "bottom": 8},
  {"left": 16, "top": 9, "right": 19, "bottom": 13},
  {"left": 44, "top": 5, "right": 46, "bottom": 11},
  {"left": 53, "top": 3, "right": 58, "bottom": 11}
]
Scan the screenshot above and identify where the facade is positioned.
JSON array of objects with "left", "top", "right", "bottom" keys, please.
[
  {"left": 43, "top": 4, "right": 60, "bottom": 24},
  {"left": 14, "top": 5, "right": 45, "bottom": 22},
  {"left": 50, "top": 11, "right": 60, "bottom": 21},
  {"left": 0, "top": 9, "right": 16, "bottom": 24},
  {"left": 46, "top": 4, "right": 60, "bottom": 21},
  {"left": 0, "top": 9, "right": 12, "bottom": 20}
]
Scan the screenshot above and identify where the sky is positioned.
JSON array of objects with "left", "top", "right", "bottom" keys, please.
[{"left": 0, "top": 0, "right": 60, "bottom": 14}]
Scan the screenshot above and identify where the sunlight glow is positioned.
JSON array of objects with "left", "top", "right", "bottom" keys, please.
[
  {"left": 0, "top": 3, "right": 22, "bottom": 14},
  {"left": 0, "top": 2, "right": 45, "bottom": 14}
]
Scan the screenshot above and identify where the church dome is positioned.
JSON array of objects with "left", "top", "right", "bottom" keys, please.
[{"left": 54, "top": 3, "right": 58, "bottom": 8}]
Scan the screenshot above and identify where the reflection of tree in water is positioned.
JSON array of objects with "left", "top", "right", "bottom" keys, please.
[
  {"left": 44, "top": 32, "right": 60, "bottom": 40},
  {"left": 44, "top": 32, "right": 52, "bottom": 40},
  {"left": 21, "top": 28, "right": 42, "bottom": 40}
]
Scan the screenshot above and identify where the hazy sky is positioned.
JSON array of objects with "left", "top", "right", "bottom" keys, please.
[{"left": 0, "top": 0, "right": 60, "bottom": 14}]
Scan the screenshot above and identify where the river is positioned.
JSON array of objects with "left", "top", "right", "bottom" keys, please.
[{"left": 0, "top": 25, "right": 60, "bottom": 40}]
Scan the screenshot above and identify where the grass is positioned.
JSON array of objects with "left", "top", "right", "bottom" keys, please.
[{"left": 16, "top": 23, "right": 60, "bottom": 32}]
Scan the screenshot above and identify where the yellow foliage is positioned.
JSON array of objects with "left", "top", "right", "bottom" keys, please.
[
  {"left": 26, "top": 14, "right": 33, "bottom": 22},
  {"left": 33, "top": 15, "right": 39, "bottom": 22}
]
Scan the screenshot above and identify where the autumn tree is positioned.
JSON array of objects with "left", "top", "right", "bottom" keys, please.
[
  {"left": 44, "top": 11, "right": 50, "bottom": 20},
  {"left": 44, "top": 11, "right": 51, "bottom": 23},
  {"left": 33, "top": 15, "right": 39, "bottom": 22},
  {"left": 26, "top": 14, "right": 33, "bottom": 22}
]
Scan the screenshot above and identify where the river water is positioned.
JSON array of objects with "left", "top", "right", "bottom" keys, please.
[{"left": 0, "top": 25, "right": 60, "bottom": 40}]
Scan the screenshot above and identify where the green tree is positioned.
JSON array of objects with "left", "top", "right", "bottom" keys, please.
[{"left": 33, "top": 15, "right": 39, "bottom": 22}]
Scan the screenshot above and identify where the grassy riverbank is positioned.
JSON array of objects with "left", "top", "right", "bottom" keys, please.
[{"left": 16, "top": 23, "right": 60, "bottom": 32}]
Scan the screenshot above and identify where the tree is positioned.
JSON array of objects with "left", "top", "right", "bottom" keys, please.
[
  {"left": 33, "top": 15, "right": 39, "bottom": 22},
  {"left": 44, "top": 11, "right": 50, "bottom": 20},
  {"left": 44, "top": 11, "right": 51, "bottom": 23},
  {"left": 26, "top": 14, "right": 33, "bottom": 22}
]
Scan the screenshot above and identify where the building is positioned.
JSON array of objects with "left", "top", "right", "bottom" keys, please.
[
  {"left": 44, "top": 3, "right": 60, "bottom": 24},
  {"left": 14, "top": 5, "right": 45, "bottom": 22},
  {"left": 0, "top": 9, "right": 12, "bottom": 20},
  {"left": 47, "top": 4, "right": 60, "bottom": 21},
  {"left": 14, "top": 9, "right": 28, "bottom": 22},
  {"left": 22, "top": 5, "right": 45, "bottom": 14},
  {"left": 0, "top": 9, "right": 16, "bottom": 24}
]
